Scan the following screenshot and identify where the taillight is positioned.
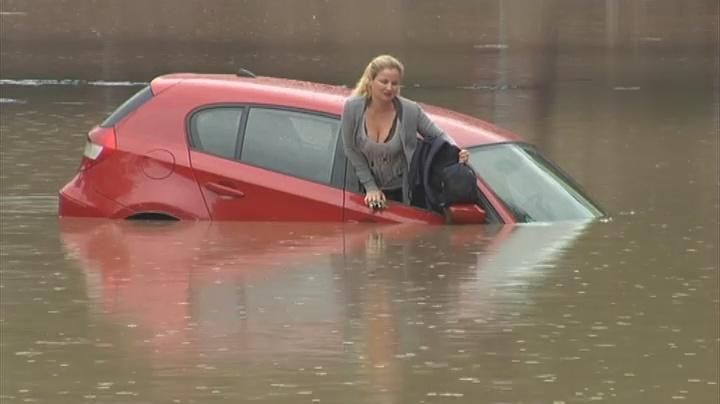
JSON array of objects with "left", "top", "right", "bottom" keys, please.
[{"left": 80, "top": 126, "right": 117, "bottom": 171}]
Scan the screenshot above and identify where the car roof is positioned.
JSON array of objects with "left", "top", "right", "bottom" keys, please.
[{"left": 151, "top": 73, "right": 521, "bottom": 147}]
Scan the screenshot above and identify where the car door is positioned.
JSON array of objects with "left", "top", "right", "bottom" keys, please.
[
  {"left": 188, "top": 105, "right": 345, "bottom": 221},
  {"left": 338, "top": 149, "right": 446, "bottom": 224}
]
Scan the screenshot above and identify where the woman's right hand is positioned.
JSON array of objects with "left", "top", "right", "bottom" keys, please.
[{"left": 364, "top": 190, "right": 386, "bottom": 209}]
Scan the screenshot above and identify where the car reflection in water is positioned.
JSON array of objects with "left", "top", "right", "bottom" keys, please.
[{"left": 59, "top": 219, "right": 590, "bottom": 398}]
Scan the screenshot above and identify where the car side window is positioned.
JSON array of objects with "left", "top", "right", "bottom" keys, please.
[
  {"left": 241, "top": 108, "right": 340, "bottom": 184},
  {"left": 189, "top": 107, "right": 244, "bottom": 159}
]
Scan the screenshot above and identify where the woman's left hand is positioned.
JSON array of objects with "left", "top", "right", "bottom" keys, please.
[{"left": 458, "top": 149, "right": 469, "bottom": 164}]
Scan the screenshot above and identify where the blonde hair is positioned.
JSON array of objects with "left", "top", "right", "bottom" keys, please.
[{"left": 352, "top": 55, "right": 405, "bottom": 98}]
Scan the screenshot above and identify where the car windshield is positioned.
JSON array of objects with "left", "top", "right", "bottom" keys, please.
[{"left": 468, "top": 143, "right": 604, "bottom": 223}]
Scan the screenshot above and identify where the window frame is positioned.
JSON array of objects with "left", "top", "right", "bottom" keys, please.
[
  {"left": 187, "top": 104, "right": 247, "bottom": 160},
  {"left": 187, "top": 103, "right": 345, "bottom": 188}
]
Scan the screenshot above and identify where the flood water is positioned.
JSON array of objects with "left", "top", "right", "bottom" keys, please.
[{"left": 1, "top": 1, "right": 719, "bottom": 403}]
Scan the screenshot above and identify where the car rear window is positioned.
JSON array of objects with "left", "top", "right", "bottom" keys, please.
[{"left": 100, "top": 86, "right": 153, "bottom": 128}]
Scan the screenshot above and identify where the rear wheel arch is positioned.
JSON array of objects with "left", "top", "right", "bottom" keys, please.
[
  {"left": 125, "top": 212, "right": 180, "bottom": 221},
  {"left": 120, "top": 200, "right": 204, "bottom": 221}
]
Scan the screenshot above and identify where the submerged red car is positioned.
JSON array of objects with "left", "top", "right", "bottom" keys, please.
[{"left": 58, "top": 72, "right": 604, "bottom": 224}]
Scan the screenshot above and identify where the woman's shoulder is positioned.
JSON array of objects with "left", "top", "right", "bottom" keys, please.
[
  {"left": 396, "top": 96, "right": 418, "bottom": 107},
  {"left": 395, "top": 96, "right": 421, "bottom": 116},
  {"left": 342, "top": 95, "right": 366, "bottom": 119},
  {"left": 344, "top": 95, "right": 366, "bottom": 108}
]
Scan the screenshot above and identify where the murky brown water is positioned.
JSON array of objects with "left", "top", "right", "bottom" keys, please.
[{"left": 1, "top": 1, "right": 719, "bottom": 403}]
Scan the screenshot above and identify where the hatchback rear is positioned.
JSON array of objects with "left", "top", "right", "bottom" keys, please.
[
  {"left": 59, "top": 86, "right": 153, "bottom": 218},
  {"left": 58, "top": 81, "right": 210, "bottom": 220}
]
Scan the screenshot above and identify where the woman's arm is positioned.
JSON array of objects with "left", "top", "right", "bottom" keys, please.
[
  {"left": 341, "top": 100, "right": 379, "bottom": 193},
  {"left": 416, "top": 106, "right": 454, "bottom": 144},
  {"left": 416, "top": 105, "right": 468, "bottom": 162}
]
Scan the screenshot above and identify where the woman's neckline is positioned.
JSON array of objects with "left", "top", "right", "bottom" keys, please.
[{"left": 364, "top": 112, "right": 398, "bottom": 144}]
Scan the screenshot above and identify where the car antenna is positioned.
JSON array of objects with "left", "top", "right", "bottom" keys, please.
[{"left": 236, "top": 68, "right": 257, "bottom": 78}]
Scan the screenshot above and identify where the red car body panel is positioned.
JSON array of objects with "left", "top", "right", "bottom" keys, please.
[
  {"left": 190, "top": 150, "right": 345, "bottom": 221},
  {"left": 343, "top": 192, "right": 445, "bottom": 224},
  {"left": 59, "top": 179, "right": 135, "bottom": 219},
  {"left": 59, "top": 73, "right": 523, "bottom": 224}
]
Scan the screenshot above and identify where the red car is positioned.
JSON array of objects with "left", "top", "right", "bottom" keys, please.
[{"left": 58, "top": 72, "right": 604, "bottom": 224}]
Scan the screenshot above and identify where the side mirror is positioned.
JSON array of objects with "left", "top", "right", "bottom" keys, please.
[{"left": 445, "top": 204, "right": 486, "bottom": 225}]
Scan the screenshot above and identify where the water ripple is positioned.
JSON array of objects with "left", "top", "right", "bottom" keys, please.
[
  {"left": 0, "top": 195, "right": 58, "bottom": 215},
  {"left": 0, "top": 98, "right": 27, "bottom": 104},
  {"left": 0, "top": 79, "right": 147, "bottom": 87}
]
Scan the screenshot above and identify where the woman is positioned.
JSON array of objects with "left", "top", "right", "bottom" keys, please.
[{"left": 341, "top": 54, "right": 469, "bottom": 209}]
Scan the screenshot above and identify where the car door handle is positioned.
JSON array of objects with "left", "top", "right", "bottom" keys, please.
[{"left": 206, "top": 182, "right": 245, "bottom": 198}]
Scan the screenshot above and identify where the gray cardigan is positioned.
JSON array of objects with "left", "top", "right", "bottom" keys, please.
[{"left": 341, "top": 95, "right": 453, "bottom": 203}]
